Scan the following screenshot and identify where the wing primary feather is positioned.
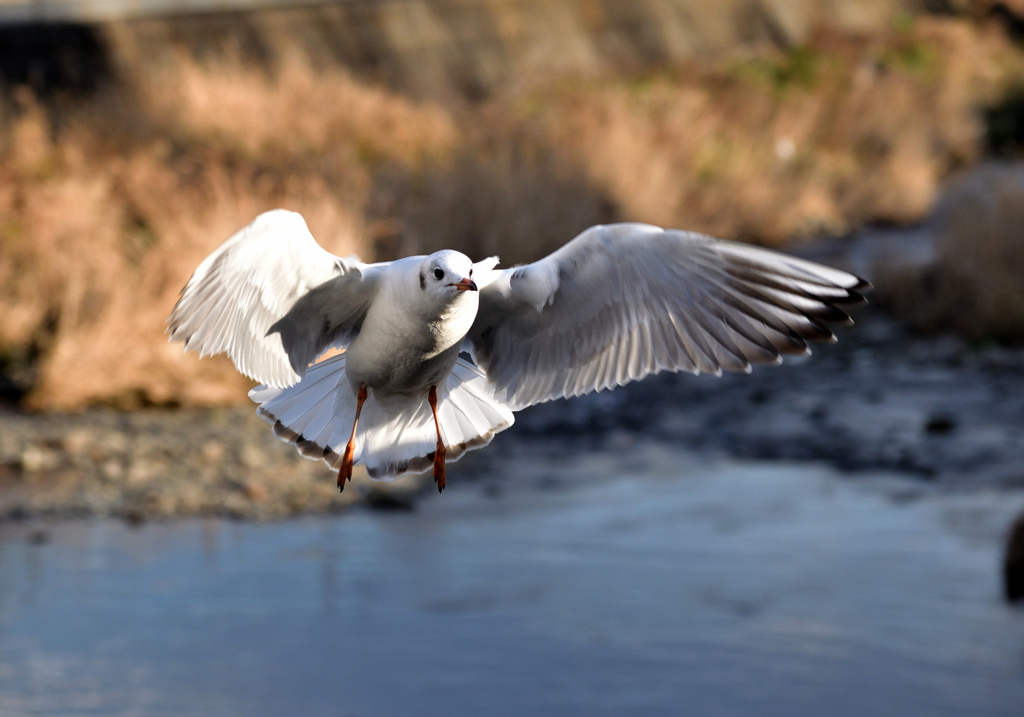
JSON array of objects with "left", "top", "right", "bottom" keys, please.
[
  {"left": 469, "top": 222, "right": 867, "bottom": 408},
  {"left": 167, "top": 210, "right": 382, "bottom": 387}
]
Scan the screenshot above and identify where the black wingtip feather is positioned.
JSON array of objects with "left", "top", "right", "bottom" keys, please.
[{"left": 827, "top": 291, "right": 867, "bottom": 306}]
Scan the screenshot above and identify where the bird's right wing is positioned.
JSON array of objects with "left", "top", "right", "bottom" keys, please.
[
  {"left": 167, "top": 209, "right": 386, "bottom": 388},
  {"left": 468, "top": 223, "right": 869, "bottom": 409}
]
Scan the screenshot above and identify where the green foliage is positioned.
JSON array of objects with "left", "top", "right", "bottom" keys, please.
[
  {"left": 121, "top": 214, "right": 158, "bottom": 266},
  {"left": 730, "top": 46, "right": 819, "bottom": 92},
  {"left": 879, "top": 40, "right": 936, "bottom": 75},
  {"left": 891, "top": 11, "right": 916, "bottom": 35}
]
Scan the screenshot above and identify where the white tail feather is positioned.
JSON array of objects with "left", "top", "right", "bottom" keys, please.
[{"left": 249, "top": 354, "right": 514, "bottom": 480}]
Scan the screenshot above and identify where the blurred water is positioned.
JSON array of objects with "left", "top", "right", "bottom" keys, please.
[{"left": 0, "top": 448, "right": 1022, "bottom": 716}]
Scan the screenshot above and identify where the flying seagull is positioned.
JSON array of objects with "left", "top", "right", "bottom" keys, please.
[{"left": 167, "top": 210, "right": 869, "bottom": 492}]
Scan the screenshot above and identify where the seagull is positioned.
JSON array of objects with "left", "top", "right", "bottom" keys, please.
[{"left": 167, "top": 210, "right": 869, "bottom": 492}]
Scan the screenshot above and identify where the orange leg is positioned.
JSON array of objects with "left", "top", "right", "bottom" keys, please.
[
  {"left": 337, "top": 384, "right": 368, "bottom": 492},
  {"left": 428, "top": 385, "right": 446, "bottom": 493}
]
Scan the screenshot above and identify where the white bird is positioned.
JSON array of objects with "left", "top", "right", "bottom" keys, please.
[{"left": 167, "top": 210, "right": 869, "bottom": 492}]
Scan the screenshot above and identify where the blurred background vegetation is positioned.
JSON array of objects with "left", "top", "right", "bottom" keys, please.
[{"left": 2, "top": 0, "right": 1024, "bottom": 410}]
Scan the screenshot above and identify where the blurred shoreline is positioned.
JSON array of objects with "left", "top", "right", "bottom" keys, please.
[{"left": 2, "top": 303, "right": 1023, "bottom": 523}]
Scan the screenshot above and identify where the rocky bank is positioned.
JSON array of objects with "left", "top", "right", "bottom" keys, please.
[{"left": 1, "top": 302, "right": 1023, "bottom": 523}]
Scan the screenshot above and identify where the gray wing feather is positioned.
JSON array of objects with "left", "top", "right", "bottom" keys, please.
[
  {"left": 469, "top": 223, "right": 869, "bottom": 409},
  {"left": 167, "top": 209, "right": 384, "bottom": 388}
]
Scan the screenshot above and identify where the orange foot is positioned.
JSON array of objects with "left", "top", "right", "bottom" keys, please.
[
  {"left": 337, "top": 384, "right": 368, "bottom": 493},
  {"left": 433, "top": 442, "right": 447, "bottom": 493},
  {"left": 428, "top": 385, "right": 446, "bottom": 493},
  {"left": 337, "top": 441, "right": 355, "bottom": 492}
]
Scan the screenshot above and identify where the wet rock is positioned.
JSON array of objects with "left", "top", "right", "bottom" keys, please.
[
  {"left": 123, "top": 508, "right": 146, "bottom": 526},
  {"left": 100, "top": 459, "right": 124, "bottom": 481},
  {"left": 201, "top": 441, "right": 225, "bottom": 463},
  {"left": 365, "top": 489, "right": 416, "bottom": 512},
  {"left": 61, "top": 428, "right": 92, "bottom": 454},
  {"left": 1004, "top": 512, "right": 1024, "bottom": 603},
  {"left": 925, "top": 415, "right": 957, "bottom": 435},
  {"left": 19, "top": 447, "right": 59, "bottom": 474},
  {"left": 97, "top": 431, "right": 129, "bottom": 455},
  {"left": 240, "top": 444, "right": 264, "bottom": 470},
  {"left": 235, "top": 478, "right": 268, "bottom": 503},
  {"left": 127, "top": 460, "right": 164, "bottom": 484}
]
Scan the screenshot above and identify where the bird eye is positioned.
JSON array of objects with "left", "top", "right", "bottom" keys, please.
[{"left": 433, "top": 268, "right": 445, "bottom": 280}]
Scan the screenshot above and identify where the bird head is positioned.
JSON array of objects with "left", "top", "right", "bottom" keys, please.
[{"left": 419, "top": 251, "right": 478, "bottom": 304}]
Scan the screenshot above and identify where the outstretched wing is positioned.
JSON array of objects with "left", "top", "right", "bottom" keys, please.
[
  {"left": 468, "top": 223, "right": 870, "bottom": 409},
  {"left": 167, "top": 209, "right": 386, "bottom": 388}
]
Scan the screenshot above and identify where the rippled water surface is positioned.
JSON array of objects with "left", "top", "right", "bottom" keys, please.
[{"left": 0, "top": 449, "right": 1022, "bottom": 716}]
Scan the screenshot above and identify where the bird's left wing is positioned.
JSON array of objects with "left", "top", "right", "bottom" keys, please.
[
  {"left": 468, "top": 223, "right": 870, "bottom": 409},
  {"left": 167, "top": 209, "right": 386, "bottom": 388}
]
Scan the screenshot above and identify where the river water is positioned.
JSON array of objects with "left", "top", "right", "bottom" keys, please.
[{"left": 0, "top": 445, "right": 1022, "bottom": 716}]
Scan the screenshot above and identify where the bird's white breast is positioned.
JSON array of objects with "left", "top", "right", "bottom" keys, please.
[{"left": 344, "top": 258, "right": 479, "bottom": 395}]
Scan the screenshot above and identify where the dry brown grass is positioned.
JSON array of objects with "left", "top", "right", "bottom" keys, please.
[
  {"left": 2, "top": 15, "right": 1024, "bottom": 408},
  {"left": 0, "top": 50, "right": 455, "bottom": 410},
  {"left": 522, "top": 18, "right": 1020, "bottom": 244},
  {"left": 367, "top": 116, "right": 616, "bottom": 265}
]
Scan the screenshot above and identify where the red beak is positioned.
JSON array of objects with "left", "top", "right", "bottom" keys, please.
[{"left": 452, "top": 277, "right": 478, "bottom": 292}]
